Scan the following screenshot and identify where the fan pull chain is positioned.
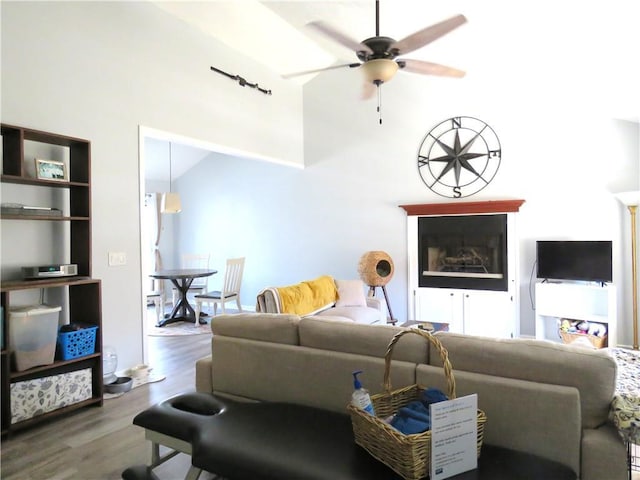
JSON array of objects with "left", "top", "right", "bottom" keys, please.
[{"left": 376, "top": 83, "right": 383, "bottom": 125}]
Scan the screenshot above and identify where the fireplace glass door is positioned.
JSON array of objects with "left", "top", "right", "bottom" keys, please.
[{"left": 418, "top": 214, "right": 508, "bottom": 291}]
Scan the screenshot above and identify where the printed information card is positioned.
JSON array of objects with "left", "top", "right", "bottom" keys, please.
[{"left": 429, "top": 393, "right": 478, "bottom": 480}]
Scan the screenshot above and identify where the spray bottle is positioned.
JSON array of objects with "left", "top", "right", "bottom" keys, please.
[{"left": 351, "top": 370, "right": 375, "bottom": 415}]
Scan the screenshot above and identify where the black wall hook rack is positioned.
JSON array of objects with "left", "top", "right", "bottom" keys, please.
[{"left": 210, "top": 66, "right": 272, "bottom": 95}]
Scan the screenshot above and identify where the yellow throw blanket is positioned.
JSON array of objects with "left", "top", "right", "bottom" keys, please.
[{"left": 276, "top": 275, "right": 337, "bottom": 316}]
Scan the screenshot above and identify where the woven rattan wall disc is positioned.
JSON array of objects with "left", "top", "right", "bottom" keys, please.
[{"left": 358, "top": 251, "right": 394, "bottom": 287}]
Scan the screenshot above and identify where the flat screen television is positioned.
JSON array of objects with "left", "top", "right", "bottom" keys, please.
[{"left": 536, "top": 240, "right": 612, "bottom": 283}]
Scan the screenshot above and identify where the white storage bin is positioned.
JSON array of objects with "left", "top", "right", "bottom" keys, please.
[{"left": 9, "top": 305, "right": 61, "bottom": 371}]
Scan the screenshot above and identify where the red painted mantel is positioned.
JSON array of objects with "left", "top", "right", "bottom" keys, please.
[{"left": 399, "top": 199, "right": 525, "bottom": 216}]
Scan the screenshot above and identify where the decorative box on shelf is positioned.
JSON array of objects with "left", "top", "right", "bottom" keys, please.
[{"left": 10, "top": 368, "right": 92, "bottom": 424}]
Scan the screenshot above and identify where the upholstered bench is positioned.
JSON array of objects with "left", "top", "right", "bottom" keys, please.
[
  {"left": 123, "top": 392, "right": 577, "bottom": 480},
  {"left": 122, "top": 392, "right": 399, "bottom": 480},
  {"left": 123, "top": 392, "right": 226, "bottom": 480}
]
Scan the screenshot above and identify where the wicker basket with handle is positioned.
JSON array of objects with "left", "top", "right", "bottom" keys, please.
[{"left": 347, "top": 328, "right": 487, "bottom": 480}]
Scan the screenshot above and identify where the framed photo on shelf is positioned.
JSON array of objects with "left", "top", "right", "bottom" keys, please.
[{"left": 35, "top": 158, "right": 67, "bottom": 181}]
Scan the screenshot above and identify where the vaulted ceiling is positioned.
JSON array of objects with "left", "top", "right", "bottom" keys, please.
[
  {"left": 146, "top": 1, "right": 483, "bottom": 181},
  {"left": 145, "top": 0, "right": 638, "bottom": 182},
  {"left": 152, "top": 1, "right": 638, "bottom": 121},
  {"left": 151, "top": 1, "right": 475, "bottom": 84}
]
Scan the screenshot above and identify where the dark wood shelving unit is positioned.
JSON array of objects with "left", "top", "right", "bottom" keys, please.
[{"left": 1, "top": 124, "right": 102, "bottom": 436}]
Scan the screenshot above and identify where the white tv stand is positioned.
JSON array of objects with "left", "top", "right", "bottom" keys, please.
[{"left": 534, "top": 281, "right": 617, "bottom": 347}]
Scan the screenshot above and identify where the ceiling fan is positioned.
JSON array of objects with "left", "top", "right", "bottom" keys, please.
[{"left": 283, "top": 0, "right": 467, "bottom": 100}]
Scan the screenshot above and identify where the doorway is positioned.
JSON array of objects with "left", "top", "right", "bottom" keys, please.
[{"left": 138, "top": 126, "right": 252, "bottom": 360}]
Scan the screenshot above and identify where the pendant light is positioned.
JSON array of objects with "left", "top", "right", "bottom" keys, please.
[{"left": 161, "top": 142, "right": 182, "bottom": 214}]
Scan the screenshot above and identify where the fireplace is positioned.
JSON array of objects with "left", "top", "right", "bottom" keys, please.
[
  {"left": 418, "top": 214, "right": 507, "bottom": 291},
  {"left": 400, "top": 200, "right": 525, "bottom": 338}
]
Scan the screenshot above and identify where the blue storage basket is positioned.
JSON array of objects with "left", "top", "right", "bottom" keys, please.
[{"left": 58, "top": 325, "right": 98, "bottom": 360}]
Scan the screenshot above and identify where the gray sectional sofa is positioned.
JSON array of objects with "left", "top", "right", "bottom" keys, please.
[{"left": 195, "top": 313, "right": 626, "bottom": 480}]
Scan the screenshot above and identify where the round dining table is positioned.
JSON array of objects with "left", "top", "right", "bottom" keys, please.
[{"left": 150, "top": 269, "right": 217, "bottom": 327}]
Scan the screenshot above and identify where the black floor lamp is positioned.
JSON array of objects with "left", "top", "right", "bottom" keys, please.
[{"left": 358, "top": 251, "right": 396, "bottom": 324}]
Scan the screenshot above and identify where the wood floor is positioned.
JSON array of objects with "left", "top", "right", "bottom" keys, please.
[{"left": 1, "top": 333, "right": 219, "bottom": 480}]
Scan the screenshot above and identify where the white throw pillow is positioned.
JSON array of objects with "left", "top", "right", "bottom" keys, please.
[{"left": 335, "top": 279, "right": 367, "bottom": 307}]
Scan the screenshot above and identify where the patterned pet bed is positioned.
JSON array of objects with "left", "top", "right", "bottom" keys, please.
[{"left": 608, "top": 347, "right": 640, "bottom": 444}]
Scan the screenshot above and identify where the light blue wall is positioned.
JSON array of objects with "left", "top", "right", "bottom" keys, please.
[{"left": 175, "top": 151, "right": 405, "bottom": 312}]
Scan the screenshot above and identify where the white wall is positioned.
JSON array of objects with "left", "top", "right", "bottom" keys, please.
[
  {"left": 1, "top": 0, "right": 638, "bottom": 375},
  {"left": 1, "top": 1, "right": 304, "bottom": 369}
]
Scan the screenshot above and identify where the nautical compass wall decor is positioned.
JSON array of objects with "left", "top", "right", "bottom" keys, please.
[{"left": 417, "top": 116, "right": 501, "bottom": 198}]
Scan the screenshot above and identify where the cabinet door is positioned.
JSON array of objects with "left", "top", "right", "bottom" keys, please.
[
  {"left": 463, "top": 290, "right": 516, "bottom": 338},
  {"left": 414, "top": 288, "right": 464, "bottom": 333}
]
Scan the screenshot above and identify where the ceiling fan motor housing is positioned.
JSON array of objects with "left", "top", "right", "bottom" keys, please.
[{"left": 357, "top": 36, "right": 398, "bottom": 61}]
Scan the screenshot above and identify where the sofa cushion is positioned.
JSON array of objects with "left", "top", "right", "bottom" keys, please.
[
  {"left": 316, "top": 305, "right": 381, "bottom": 324},
  {"left": 211, "top": 313, "right": 301, "bottom": 345},
  {"left": 299, "top": 317, "right": 428, "bottom": 364},
  {"left": 417, "top": 365, "right": 581, "bottom": 475},
  {"left": 211, "top": 335, "right": 416, "bottom": 413},
  {"left": 335, "top": 279, "right": 367, "bottom": 307},
  {"left": 431, "top": 332, "right": 617, "bottom": 428}
]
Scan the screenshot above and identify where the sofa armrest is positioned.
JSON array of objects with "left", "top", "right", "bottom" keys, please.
[
  {"left": 256, "top": 288, "right": 281, "bottom": 313},
  {"left": 365, "top": 296, "right": 382, "bottom": 312},
  {"left": 195, "top": 355, "right": 213, "bottom": 393},
  {"left": 581, "top": 423, "right": 627, "bottom": 480},
  {"left": 365, "top": 297, "right": 387, "bottom": 323}
]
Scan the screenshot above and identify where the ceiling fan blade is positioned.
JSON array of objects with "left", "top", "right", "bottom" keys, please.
[
  {"left": 391, "top": 14, "right": 467, "bottom": 56},
  {"left": 307, "top": 21, "right": 373, "bottom": 55},
  {"left": 282, "top": 63, "right": 361, "bottom": 79},
  {"left": 398, "top": 59, "right": 466, "bottom": 78},
  {"left": 361, "top": 82, "right": 376, "bottom": 100}
]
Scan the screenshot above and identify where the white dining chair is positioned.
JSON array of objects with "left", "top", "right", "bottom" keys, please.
[
  {"left": 194, "top": 257, "right": 245, "bottom": 323},
  {"left": 146, "top": 290, "right": 164, "bottom": 325},
  {"left": 172, "top": 253, "right": 211, "bottom": 306}
]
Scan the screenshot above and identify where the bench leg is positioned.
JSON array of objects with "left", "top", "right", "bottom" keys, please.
[
  {"left": 145, "top": 430, "right": 203, "bottom": 480},
  {"left": 185, "top": 466, "right": 203, "bottom": 480}
]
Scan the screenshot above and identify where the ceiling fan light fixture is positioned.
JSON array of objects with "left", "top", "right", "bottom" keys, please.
[{"left": 361, "top": 59, "right": 398, "bottom": 84}]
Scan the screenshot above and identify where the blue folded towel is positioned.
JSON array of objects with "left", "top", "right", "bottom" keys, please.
[
  {"left": 422, "top": 387, "right": 448, "bottom": 406},
  {"left": 390, "top": 401, "right": 431, "bottom": 434},
  {"left": 389, "top": 389, "right": 449, "bottom": 435},
  {"left": 403, "top": 400, "right": 430, "bottom": 420},
  {"left": 390, "top": 413, "right": 429, "bottom": 434}
]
